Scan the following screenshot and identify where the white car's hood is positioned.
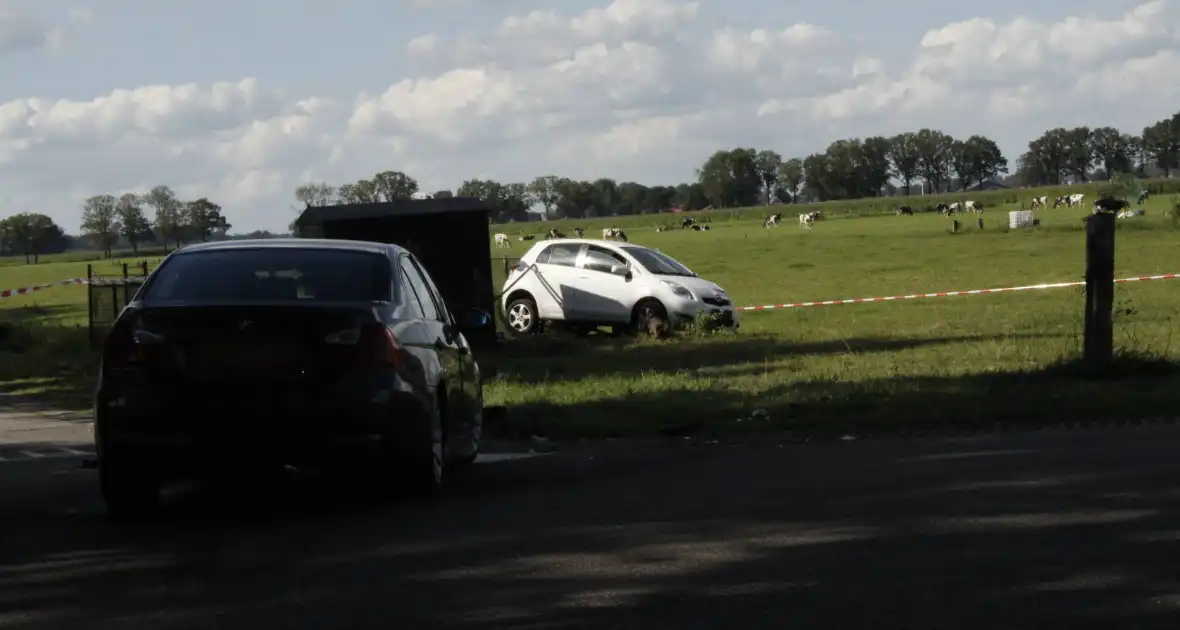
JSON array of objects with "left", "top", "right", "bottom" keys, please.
[{"left": 658, "top": 275, "right": 729, "bottom": 300}]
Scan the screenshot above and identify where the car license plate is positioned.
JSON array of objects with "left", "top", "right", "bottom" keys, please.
[{"left": 193, "top": 342, "right": 301, "bottom": 371}]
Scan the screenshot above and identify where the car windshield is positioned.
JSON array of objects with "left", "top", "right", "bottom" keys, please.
[
  {"left": 620, "top": 246, "right": 697, "bottom": 277},
  {"left": 142, "top": 248, "right": 394, "bottom": 302}
]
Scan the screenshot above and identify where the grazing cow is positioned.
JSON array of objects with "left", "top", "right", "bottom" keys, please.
[
  {"left": 807, "top": 211, "right": 824, "bottom": 221},
  {"left": 573, "top": 227, "right": 584, "bottom": 237},
  {"left": 1093, "top": 198, "right": 1130, "bottom": 213},
  {"left": 1056, "top": 193, "right": 1085, "bottom": 208},
  {"left": 1117, "top": 208, "right": 1146, "bottom": 219},
  {"left": 691, "top": 224, "right": 711, "bottom": 231},
  {"left": 545, "top": 228, "right": 565, "bottom": 239},
  {"left": 764, "top": 212, "right": 783, "bottom": 227},
  {"left": 895, "top": 205, "right": 914, "bottom": 216},
  {"left": 799, "top": 213, "right": 815, "bottom": 228},
  {"left": 494, "top": 233, "right": 510, "bottom": 248},
  {"left": 935, "top": 203, "right": 951, "bottom": 216},
  {"left": 1031, "top": 196, "right": 1048, "bottom": 209},
  {"left": 947, "top": 202, "right": 963, "bottom": 214},
  {"left": 519, "top": 234, "right": 535, "bottom": 242},
  {"left": 681, "top": 217, "right": 695, "bottom": 229},
  {"left": 963, "top": 200, "right": 983, "bottom": 214},
  {"left": 602, "top": 227, "right": 627, "bottom": 241},
  {"left": 1137, "top": 190, "right": 1150, "bottom": 205}
]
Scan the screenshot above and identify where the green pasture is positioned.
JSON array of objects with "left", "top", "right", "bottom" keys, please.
[{"left": 484, "top": 197, "right": 1180, "bottom": 439}]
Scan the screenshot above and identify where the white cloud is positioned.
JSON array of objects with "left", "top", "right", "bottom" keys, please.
[
  {"left": 0, "top": 6, "right": 90, "bottom": 55},
  {"left": 3, "top": 0, "right": 1180, "bottom": 232}
]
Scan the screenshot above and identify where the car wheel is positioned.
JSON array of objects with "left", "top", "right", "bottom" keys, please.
[
  {"left": 99, "top": 448, "right": 163, "bottom": 520},
  {"left": 396, "top": 396, "right": 446, "bottom": 499},
  {"left": 456, "top": 384, "right": 483, "bottom": 468},
  {"left": 632, "top": 299, "right": 669, "bottom": 337},
  {"left": 506, "top": 296, "right": 541, "bottom": 336}
]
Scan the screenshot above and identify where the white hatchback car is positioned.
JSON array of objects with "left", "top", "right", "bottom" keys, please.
[{"left": 500, "top": 239, "right": 737, "bottom": 335}]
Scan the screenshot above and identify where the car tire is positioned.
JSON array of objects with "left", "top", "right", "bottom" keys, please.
[
  {"left": 632, "top": 299, "right": 669, "bottom": 337},
  {"left": 505, "top": 296, "right": 541, "bottom": 337},
  {"left": 99, "top": 448, "right": 163, "bottom": 520},
  {"left": 455, "top": 383, "right": 483, "bottom": 468},
  {"left": 396, "top": 396, "right": 446, "bottom": 499}
]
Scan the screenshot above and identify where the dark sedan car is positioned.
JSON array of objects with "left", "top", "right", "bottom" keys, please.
[{"left": 94, "top": 238, "right": 493, "bottom": 518}]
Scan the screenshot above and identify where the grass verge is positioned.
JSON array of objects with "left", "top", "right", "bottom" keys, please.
[
  {"left": 0, "top": 310, "right": 96, "bottom": 412},
  {"left": 482, "top": 332, "right": 1180, "bottom": 441}
]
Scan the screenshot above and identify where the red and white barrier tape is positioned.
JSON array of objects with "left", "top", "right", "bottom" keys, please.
[
  {"left": 739, "top": 273, "right": 1180, "bottom": 311},
  {"left": 0, "top": 277, "right": 145, "bottom": 300}
]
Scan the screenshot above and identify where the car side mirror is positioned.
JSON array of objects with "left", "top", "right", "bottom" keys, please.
[
  {"left": 610, "top": 264, "right": 630, "bottom": 278},
  {"left": 457, "top": 307, "right": 493, "bottom": 330}
]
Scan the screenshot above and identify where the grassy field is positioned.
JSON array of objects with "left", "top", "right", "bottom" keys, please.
[
  {"left": 483, "top": 193, "right": 1180, "bottom": 440},
  {"left": 0, "top": 256, "right": 162, "bottom": 409},
  {"left": 2, "top": 183, "right": 1179, "bottom": 439}
]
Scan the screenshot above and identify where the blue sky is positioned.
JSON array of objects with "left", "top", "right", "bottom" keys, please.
[{"left": 2, "top": 0, "right": 1177, "bottom": 232}]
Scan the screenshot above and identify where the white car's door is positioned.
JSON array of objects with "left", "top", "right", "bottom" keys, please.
[
  {"left": 574, "top": 245, "right": 635, "bottom": 322},
  {"left": 530, "top": 243, "right": 584, "bottom": 320}
]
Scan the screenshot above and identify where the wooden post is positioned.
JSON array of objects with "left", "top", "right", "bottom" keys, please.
[
  {"left": 977, "top": 218, "right": 984, "bottom": 230},
  {"left": 949, "top": 219, "right": 960, "bottom": 233},
  {"left": 1084, "top": 212, "right": 1116, "bottom": 371}
]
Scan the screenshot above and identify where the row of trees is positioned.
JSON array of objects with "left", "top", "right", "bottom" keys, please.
[
  {"left": 79, "top": 186, "right": 232, "bottom": 258},
  {"left": 0, "top": 214, "right": 69, "bottom": 264},
  {"left": 293, "top": 110, "right": 1180, "bottom": 219},
  {"left": 0, "top": 186, "right": 233, "bottom": 263}
]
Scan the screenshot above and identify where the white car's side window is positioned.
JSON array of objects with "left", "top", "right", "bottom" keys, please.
[
  {"left": 582, "top": 245, "right": 627, "bottom": 273},
  {"left": 543, "top": 244, "right": 581, "bottom": 267}
]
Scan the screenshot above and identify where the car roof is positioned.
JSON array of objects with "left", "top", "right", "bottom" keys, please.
[
  {"left": 529, "top": 238, "right": 636, "bottom": 249},
  {"left": 172, "top": 238, "right": 403, "bottom": 256}
]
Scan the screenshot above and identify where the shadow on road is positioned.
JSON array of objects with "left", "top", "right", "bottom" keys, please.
[{"left": 2, "top": 430, "right": 1180, "bottom": 628}]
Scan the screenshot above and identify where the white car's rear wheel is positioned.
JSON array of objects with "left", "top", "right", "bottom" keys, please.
[{"left": 506, "top": 296, "right": 541, "bottom": 336}]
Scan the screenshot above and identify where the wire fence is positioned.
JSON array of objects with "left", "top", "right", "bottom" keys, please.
[{"left": 87, "top": 260, "right": 157, "bottom": 347}]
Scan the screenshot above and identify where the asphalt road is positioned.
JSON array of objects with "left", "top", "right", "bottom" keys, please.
[{"left": 3, "top": 425, "right": 1180, "bottom": 629}]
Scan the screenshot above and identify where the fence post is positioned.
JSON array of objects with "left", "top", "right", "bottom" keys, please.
[
  {"left": 1083, "top": 212, "right": 1116, "bottom": 371},
  {"left": 86, "top": 264, "right": 94, "bottom": 347}
]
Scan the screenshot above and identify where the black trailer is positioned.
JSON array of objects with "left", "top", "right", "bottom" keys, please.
[{"left": 293, "top": 197, "right": 497, "bottom": 344}]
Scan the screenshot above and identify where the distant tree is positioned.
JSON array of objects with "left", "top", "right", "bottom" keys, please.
[
  {"left": 887, "top": 132, "right": 921, "bottom": 195},
  {"left": 294, "top": 182, "right": 336, "bottom": 208},
  {"left": 80, "top": 194, "right": 121, "bottom": 258},
  {"left": 3, "top": 213, "right": 64, "bottom": 264},
  {"left": 913, "top": 129, "right": 955, "bottom": 193},
  {"left": 527, "top": 175, "right": 561, "bottom": 219},
  {"left": 115, "top": 193, "right": 152, "bottom": 255},
  {"left": 753, "top": 150, "right": 782, "bottom": 204},
  {"left": 183, "top": 198, "right": 230, "bottom": 242},
  {"left": 144, "top": 185, "right": 186, "bottom": 249},
  {"left": 1087, "top": 127, "right": 1134, "bottom": 178},
  {"left": 775, "top": 158, "right": 804, "bottom": 203},
  {"left": 371, "top": 171, "right": 418, "bottom": 200}
]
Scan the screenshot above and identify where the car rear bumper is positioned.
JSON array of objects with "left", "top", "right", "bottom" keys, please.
[{"left": 94, "top": 383, "right": 427, "bottom": 473}]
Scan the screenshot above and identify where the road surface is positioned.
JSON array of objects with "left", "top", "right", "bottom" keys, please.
[{"left": 2, "top": 421, "right": 1180, "bottom": 629}]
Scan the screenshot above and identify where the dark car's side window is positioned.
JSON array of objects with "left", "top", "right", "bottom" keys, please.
[
  {"left": 408, "top": 256, "right": 451, "bottom": 324},
  {"left": 400, "top": 268, "right": 427, "bottom": 318},
  {"left": 400, "top": 256, "right": 440, "bottom": 321},
  {"left": 541, "top": 243, "right": 581, "bottom": 268}
]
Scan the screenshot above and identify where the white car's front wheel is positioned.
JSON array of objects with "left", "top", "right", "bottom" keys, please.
[{"left": 506, "top": 296, "right": 541, "bottom": 336}]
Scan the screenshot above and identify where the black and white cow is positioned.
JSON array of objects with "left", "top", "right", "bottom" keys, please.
[
  {"left": 895, "top": 205, "right": 914, "bottom": 216},
  {"left": 764, "top": 212, "right": 783, "bottom": 227}
]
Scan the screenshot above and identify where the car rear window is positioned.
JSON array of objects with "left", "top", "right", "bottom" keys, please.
[{"left": 142, "top": 248, "right": 394, "bottom": 302}]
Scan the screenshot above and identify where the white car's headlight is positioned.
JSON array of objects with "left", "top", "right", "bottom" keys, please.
[{"left": 660, "top": 280, "right": 693, "bottom": 299}]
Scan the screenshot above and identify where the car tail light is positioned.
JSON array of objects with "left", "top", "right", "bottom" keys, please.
[
  {"left": 103, "top": 321, "right": 165, "bottom": 369},
  {"left": 324, "top": 323, "right": 401, "bottom": 367}
]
